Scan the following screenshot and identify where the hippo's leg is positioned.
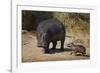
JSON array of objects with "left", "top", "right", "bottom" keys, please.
[
  {"left": 44, "top": 42, "right": 55, "bottom": 54},
  {"left": 51, "top": 41, "right": 57, "bottom": 50},
  {"left": 60, "top": 39, "right": 65, "bottom": 51},
  {"left": 44, "top": 43, "right": 49, "bottom": 53}
]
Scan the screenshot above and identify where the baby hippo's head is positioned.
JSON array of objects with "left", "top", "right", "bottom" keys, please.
[{"left": 67, "top": 43, "right": 75, "bottom": 47}]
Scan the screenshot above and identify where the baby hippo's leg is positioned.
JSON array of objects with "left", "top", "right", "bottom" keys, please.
[
  {"left": 74, "top": 51, "right": 78, "bottom": 56},
  {"left": 82, "top": 52, "right": 86, "bottom": 56}
]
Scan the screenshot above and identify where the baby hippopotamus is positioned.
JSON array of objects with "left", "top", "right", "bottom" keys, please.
[{"left": 67, "top": 43, "right": 86, "bottom": 56}]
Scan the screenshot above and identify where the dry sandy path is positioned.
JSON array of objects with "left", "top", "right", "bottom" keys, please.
[{"left": 22, "top": 31, "right": 90, "bottom": 62}]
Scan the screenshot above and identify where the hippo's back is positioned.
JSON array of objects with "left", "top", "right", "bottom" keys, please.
[{"left": 37, "top": 18, "right": 65, "bottom": 41}]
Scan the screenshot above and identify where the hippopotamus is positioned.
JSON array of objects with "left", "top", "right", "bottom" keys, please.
[
  {"left": 37, "top": 18, "right": 65, "bottom": 53},
  {"left": 67, "top": 43, "right": 86, "bottom": 56}
]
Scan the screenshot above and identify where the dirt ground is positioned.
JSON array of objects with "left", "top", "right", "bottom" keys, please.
[{"left": 22, "top": 31, "right": 90, "bottom": 62}]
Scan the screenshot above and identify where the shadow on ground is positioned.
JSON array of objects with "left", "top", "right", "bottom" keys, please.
[
  {"left": 45, "top": 48, "right": 90, "bottom": 57},
  {"left": 45, "top": 48, "right": 72, "bottom": 54}
]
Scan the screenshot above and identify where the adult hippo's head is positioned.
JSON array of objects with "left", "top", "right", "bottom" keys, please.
[{"left": 36, "top": 32, "right": 48, "bottom": 48}]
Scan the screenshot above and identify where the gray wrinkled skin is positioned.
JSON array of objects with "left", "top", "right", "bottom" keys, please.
[
  {"left": 37, "top": 18, "right": 65, "bottom": 54},
  {"left": 67, "top": 43, "right": 86, "bottom": 56}
]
